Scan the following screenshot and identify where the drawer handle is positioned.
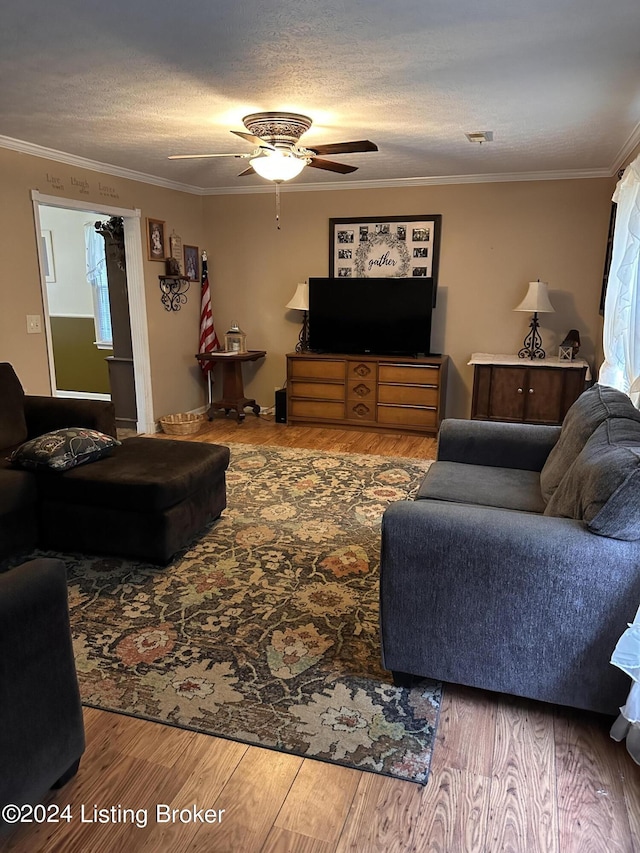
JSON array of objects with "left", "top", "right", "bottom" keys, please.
[
  {"left": 353, "top": 403, "right": 371, "bottom": 417},
  {"left": 528, "top": 388, "right": 534, "bottom": 394},
  {"left": 354, "top": 364, "right": 372, "bottom": 377},
  {"left": 353, "top": 383, "right": 371, "bottom": 398},
  {"left": 517, "top": 387, "right": 523, "bottom": 394}
]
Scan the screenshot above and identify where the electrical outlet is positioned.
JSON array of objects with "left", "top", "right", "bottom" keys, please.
[{"left": 26, "top": 314, "right": 42, "bottom": 334}]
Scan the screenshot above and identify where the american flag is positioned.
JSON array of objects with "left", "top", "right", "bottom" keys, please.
[{"left": 199, "top": 251, "right": 220, "bottom": 370}]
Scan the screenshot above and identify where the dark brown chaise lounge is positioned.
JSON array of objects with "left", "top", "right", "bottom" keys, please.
[{"left": 0, "top": 362, "right": 229, "bottom": 564}]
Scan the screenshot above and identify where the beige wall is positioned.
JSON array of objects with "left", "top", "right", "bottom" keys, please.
[
  {"left": 0, "top": 142, "right": 614, "bottom": 423},
  {"left": 0, "top": 147, "right": 206, "bottom": 420},
  {"left": 203, "top": 178, "right": 613, "bottom": 418}
]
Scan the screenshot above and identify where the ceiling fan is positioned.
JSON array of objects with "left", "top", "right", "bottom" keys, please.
[{"left": 168, "top": 112, "right": 378, "bottom": 182}]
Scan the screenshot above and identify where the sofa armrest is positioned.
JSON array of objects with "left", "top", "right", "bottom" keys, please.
[
  {"left": 380, "top": 500, "right": 640, "bottom": 713},
  {"left": 0, "top": 559, "right": 85, "bottom": 811},
  {"left": 24, "top": 395, "right": 117, "bottom": 439},
  {"left": 437, "top": 418, "right": 561, "bottom": 471}
]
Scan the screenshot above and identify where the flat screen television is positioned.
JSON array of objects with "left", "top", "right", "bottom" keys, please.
[{"left": 308, "top": 276, "right": 434, "bottom": 356}]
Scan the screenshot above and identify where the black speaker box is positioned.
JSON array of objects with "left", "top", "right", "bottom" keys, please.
[{"left": 275, "top": 388, "right": 287, "bottom": 423}]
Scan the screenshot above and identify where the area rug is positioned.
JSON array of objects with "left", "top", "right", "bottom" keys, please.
[{"left": 62, "top": 442, "right": 441, "bottom": 784}]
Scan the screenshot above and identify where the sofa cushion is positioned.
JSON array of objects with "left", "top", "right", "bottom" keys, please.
[
  {"left": 37, "top": 436, "right": 230, "bottom": 512},
  {"left": 9, "top": 428, "right": 120, "bottom": 473},
  {"left": 0, "top": 363, "right": 28, "bottom": 451},
  {"left": 540, "top": 384, "right": 640, "bottom": 504},
  {"left": 544, "top": 418, "right": 640, "bottom": 540},
  {"left": 416, "top": 461, "right": 546, "bottom": 514}
]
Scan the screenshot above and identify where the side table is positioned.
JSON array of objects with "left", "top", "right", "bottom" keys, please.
[
  {"left": 469, "top": 353, "right": 591, "bottom": 425},
  {"left": 195, "top": 350, "right": 266, "bottom": 421}
]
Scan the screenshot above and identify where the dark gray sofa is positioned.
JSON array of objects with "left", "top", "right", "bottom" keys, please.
[
  {"left": 1, "top": 558, "right": 85, "bottom": 833},
  {"left": 380, "top": 384, "right": 640, "bottom": 716},
  {"left": 1, "top": 362, "right": 230, "bottom": 563}
]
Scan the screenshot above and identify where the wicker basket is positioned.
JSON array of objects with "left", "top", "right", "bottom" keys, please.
[{"left": 159, "top": 412, "right": 205, "bottom": 435}]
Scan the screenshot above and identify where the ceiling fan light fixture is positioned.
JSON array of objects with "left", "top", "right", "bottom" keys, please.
[{"left": 250, "top": 150, "right": 306, "bottom": 182}]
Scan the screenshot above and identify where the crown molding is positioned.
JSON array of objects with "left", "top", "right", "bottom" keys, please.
[
  {"left": 202, "top": 167, "right": 612, "bottom": 195},
  {"left": 0, "top": 134, "right": 206, "bottom": 195},
  {"left": 610, "top": 121, "right": 640, "bottom": 174},
  {"left": 0, "top": 133, "right": 618, "bottom": 196}
]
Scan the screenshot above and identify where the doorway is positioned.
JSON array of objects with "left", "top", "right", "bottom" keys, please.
[
  {"left": 31, "top": 191, "right": 155, "bottom": 433},
  {"left": 38, "top": 206, "right": 113, "bottom": 398}
]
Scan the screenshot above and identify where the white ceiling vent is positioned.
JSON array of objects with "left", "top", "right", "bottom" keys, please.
[{"left": 465, "top": 131, "right": 494, "bottom": 143}]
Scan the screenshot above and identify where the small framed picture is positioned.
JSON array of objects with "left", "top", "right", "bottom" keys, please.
[
  {"left": 146, "top": 218, "right": 166, "bottom": 261},
  {"left": 184, "top": 245, "right": 199, "bottom": 281}
]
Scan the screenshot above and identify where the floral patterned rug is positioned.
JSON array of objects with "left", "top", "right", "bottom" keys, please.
[{"left": 63, "top": 442, "right": 441, "bottom": 784}]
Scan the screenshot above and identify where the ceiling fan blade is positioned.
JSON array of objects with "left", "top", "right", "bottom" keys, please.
[
  {"left": 231, "top": 130, "right": 275, "bottom": 150},
  {"left": 307, "top": 140, "right": 378, "bottom": 156},
  {"left": 237, "top": 165, "right": 256, "bottom": 177},
  {"left": 307, "top": 158, "right": 358, "bottom": 174},
  {"left": 168, "top": 153, "right": 248, "bottom": 160}
]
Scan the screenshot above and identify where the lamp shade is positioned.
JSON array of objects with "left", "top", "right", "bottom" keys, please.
[
  {"left": 513, "top": 281, "right": 555, "bottom": 313},
  {"left": 286, "top": 281, "right": 309, "bottom": 311},
  {"left": 251, "top": 151, "right": 306, "bottom": 182}
]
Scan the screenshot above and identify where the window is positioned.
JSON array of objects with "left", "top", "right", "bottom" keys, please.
[{"left": 84, "top": 223, "right": 113, "bottom": 349}]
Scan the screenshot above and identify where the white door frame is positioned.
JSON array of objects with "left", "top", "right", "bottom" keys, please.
[{"left": 31, "top": 190, "right": 155, "bottom": 434}]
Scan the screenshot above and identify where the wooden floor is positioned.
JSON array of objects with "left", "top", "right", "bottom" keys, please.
[{"left": 4, "top": 416, "right": 640, "bottom": 853}]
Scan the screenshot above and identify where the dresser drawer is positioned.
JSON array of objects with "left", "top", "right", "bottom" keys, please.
[
  {"left": 379, "top": 363, "right": 440, "bottom": 386},
  {"left": 289, "top": 359, "right": 345, "bottom": 381},
  {"left": 377, "top": 404, "right": 438, "bottom": 428},
  {"left": 378, "top": 384, "right": 439, "bottom": 407},
  {"left": 346, "top": 399, "right": 376, "bottom": 421},
  {"left": 289, "top": 399, "right": 345, "bottom": 420},
  {"left": 347, "top": 379, "right": 377, "bottom": 403},
  {"left": 290, "top": 380, "right": 345, "bottom": 401},
  {"left": 347, "top": 360, "right": 377, "bottom": 381}
]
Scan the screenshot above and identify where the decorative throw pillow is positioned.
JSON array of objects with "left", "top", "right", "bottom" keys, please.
[
  {"left": 544, "top": 418, "right": 640, "bottom": 540},
  {"left": 540, "top": 384, "right": 640, "bottom": 504},
  {"left": 9, "top": 427, "right": 120, "bottom": 473}
]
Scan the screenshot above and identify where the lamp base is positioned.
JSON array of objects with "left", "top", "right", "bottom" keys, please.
[
  {"left": 518, "top": 312, "right": 546, "bottom": 360},
  {"left": 294, "top": 310, "right": 310, "bottom": 353}
]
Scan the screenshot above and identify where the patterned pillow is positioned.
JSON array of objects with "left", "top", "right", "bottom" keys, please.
[{"left": 9, "top": 427, "right": 120, "bottom": 472}]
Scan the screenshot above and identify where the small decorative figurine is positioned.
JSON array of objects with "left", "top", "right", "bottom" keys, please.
[{"left": 559, "top": 329, "right": 580, "bottom": 360}]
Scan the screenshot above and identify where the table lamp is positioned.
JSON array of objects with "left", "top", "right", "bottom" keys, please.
[
  {"left": 514, "top": 280, "right": 555, "bottom": 359},
  {"left": 286, "top": 282, "right": 310, "bottom": 352}
]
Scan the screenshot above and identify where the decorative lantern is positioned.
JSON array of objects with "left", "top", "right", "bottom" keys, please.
[
  {"left": 558, "top": 344, "right": 574, "bottom": 361},
  {"left": 224, "top": 323, "right": 247, "bottom": 353}
]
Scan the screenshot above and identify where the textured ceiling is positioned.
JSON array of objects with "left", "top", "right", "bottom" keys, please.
[{"left": 2, "top": 0, "right": 640, "bottom": 192}]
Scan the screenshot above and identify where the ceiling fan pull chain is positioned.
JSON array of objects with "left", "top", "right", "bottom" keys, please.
[{"left": 275, "top": 182, "right": 281, "bottom": 230}]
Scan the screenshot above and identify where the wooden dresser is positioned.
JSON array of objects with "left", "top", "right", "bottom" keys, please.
[
  {"left": 470, "top": 353, "right": 590, "bottom": 425},
  {"left": 286, "top": 352, "right": 448, "bottom": 434}
]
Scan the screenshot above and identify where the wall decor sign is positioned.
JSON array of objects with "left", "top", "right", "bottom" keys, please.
[
  {"left": 329, "top": 215, "right": 441, "bottom": 304},
  {"left": 146, "top": 218, "right": 166, "bottom": 262},
  {"left": 170, "top": 230, "right": 183, "bottom": 273}
]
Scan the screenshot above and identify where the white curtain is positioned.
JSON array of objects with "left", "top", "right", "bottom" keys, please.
[
  {"left": 599, "top": 154, "right": 640, "bottom": 404},
  {"left": 601, "top": 154, "right": 640, "bottom": 759},
  {"left": 611, "top": 611, "right": 640, "bottom": 764}
]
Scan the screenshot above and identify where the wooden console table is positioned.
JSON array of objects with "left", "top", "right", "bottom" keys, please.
[{"left": 196, "top": 350, "right": 266, "bottom": 421}]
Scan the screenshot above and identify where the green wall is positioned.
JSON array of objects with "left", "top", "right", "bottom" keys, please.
[{"left": 50, "top": 316, "right": 112, "bottom": 393}]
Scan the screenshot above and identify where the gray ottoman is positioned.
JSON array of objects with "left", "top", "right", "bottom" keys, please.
[{"left": 37, "top": 437, "right": 230, "bottom": 563}]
